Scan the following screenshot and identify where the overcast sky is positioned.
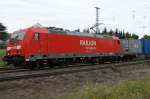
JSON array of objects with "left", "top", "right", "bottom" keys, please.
[{"left": 0, "top": 0, "right": 150, "bottom": 37}]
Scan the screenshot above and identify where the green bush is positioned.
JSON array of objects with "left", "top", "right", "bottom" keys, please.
[
  {"left": 0, "top": 49, "right": 13, "bottom": 68},
  {"left": 0, "top": 49, "right": 6, "bottom": 67},
  {"left": 0, "top": 44, "right": 6, "bottom": 49}
]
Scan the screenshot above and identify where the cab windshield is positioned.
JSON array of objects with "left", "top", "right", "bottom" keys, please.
[{"left": 10, "top": 31, "right": 25, "bottom": 40}]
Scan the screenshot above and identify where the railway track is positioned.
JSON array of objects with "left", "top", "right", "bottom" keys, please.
[{"left": 0, "top": 59, "right": 150, "bottom": 82}]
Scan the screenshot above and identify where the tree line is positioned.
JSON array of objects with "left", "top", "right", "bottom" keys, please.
[
  {"left": 0, "top": 22, "right": 150, "bottom": 41},
  {"left": 0, "top": 23, "right": 9, "bottom": 42},
  {"left": 83, "top": 27, "right": 150, "bottom": 39},
  {"left": 143, "top": 35, "right": 150, "bottom": 39},
  {"left": 101, "top": 28, "right": 139, "bottom": 39}
]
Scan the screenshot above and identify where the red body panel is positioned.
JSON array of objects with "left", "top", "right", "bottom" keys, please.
[
  {"left": 22, "top": 28, "right": 49, "bottom": 58},
  {"left": 48, "top": 34, "right": 122, "bottom": 54},
  {"left": 6, "top": 27, "right": 123, "bottom": 60}
]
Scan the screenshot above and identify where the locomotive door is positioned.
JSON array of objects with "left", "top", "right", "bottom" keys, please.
[
  {"left": 29, "top": 33, "right": 40, "bottom": 55},
  {"left": 30, "top": 32, "right": 48, "bottom": 55},
  {"left": 39, "top": 33, "right": 48, "bottom": 54}
]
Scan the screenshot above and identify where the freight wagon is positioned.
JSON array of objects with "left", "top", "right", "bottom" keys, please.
[
  {"left": 141, "top": 39, "right": 150, "bottom": 58},
  {"left": 120, "top": 39, "right": 142, "bottom": 59},
  {"left": 3, "top": 26, "right": 123, "bottom": 69}
]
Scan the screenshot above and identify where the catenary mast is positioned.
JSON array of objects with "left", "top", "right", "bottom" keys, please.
[
  {"left": 90, "top": 7, "right": 104, "bottom": 34},
  {"left": 95, "top": 7, "right": 100, "bottom": 34}
]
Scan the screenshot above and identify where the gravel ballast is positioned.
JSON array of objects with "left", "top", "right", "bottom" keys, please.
[{"left": 0, "top": 62, "right": 150, "bottom": 99}]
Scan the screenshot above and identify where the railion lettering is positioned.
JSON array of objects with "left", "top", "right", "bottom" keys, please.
[{"left": 80, "top": 40, "right": 96, "bottom": 46}]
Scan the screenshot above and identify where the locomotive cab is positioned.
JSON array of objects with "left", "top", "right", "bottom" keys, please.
[
  {"left": 3, "top": 30, "right": 26, "bottom": 66},
  {"left": 8, "top": 31, "right": 25, "bottom": 55},
  {"left": 3, "top": 27, "right": 49, "bottom": 67}
]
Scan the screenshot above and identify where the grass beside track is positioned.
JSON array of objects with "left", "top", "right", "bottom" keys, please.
[
  {"left": 66, "top": 77, "right": 150, "bottom": 99},
  {"left": 0, "top": 49, "right": 6, "bottom": 68},
  {"left": 0, "top": 49, "right": 14, "bottom": 68}
]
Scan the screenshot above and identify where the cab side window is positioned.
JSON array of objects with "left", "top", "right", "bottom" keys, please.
[{"left": 34, "top": 33, "right": 40, "bottom": 40}]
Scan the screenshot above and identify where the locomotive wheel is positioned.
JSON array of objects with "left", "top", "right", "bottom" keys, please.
[
  {"left": 48, "top": 62, "right": 55, "bottom": 68},
  {"left": 36, "top": 61, "right": 44, "bottom": 69},
  {"left": 48, "top": 65, "right": 54, "bottom": 68},
  {"left": 13, "top": 56, "right": 25, "bottom": 67},
  {"left": 27, "top": 61, "right": 36, "bottom": 70},
  {"left": 90, "top": 58, "right": 99, "bottom": 64},
  {"left": 13, "top": 62, "right": 21, "bottom": 67}
]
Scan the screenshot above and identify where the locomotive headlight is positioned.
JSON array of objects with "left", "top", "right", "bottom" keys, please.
[
  {"left": 6, "top": 47, "right": 11, "bottom": 51},
  {"left": 16, "top": 45, "right": 21, "bottom": 50}
]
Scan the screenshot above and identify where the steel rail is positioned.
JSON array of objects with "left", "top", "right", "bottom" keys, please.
[{"left": 0, "top": 59, "right": 150, "bottom": 82}]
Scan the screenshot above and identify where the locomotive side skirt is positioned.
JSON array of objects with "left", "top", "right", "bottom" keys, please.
[{"left": 27, "top": 53, "right": 122, "bottom": 61}]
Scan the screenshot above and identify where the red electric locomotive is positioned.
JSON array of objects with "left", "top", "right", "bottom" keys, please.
[{"left": 3, "top": 26, "right": 123, "bottom": 69}]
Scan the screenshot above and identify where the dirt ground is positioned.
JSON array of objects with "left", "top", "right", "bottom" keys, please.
[{"left": 0, "top": 63, "right": 150, "bottom": 99}]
